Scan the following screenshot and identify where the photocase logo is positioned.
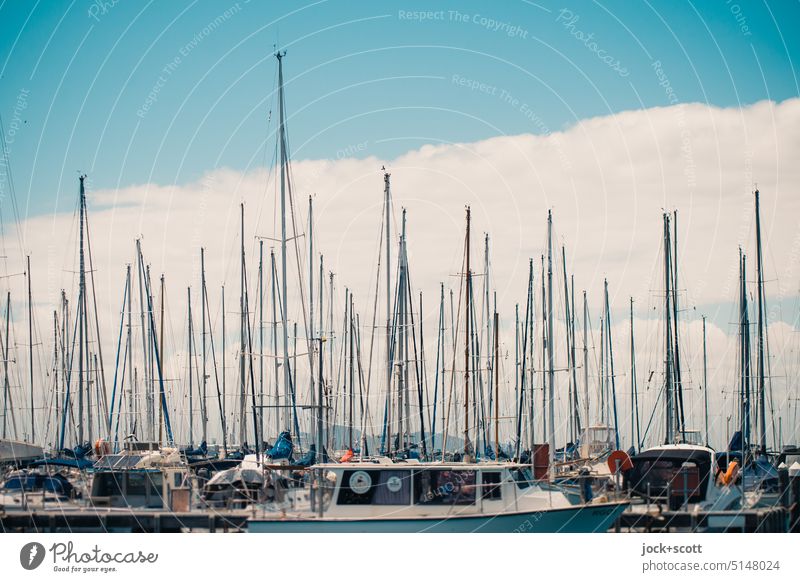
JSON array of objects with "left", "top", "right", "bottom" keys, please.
[{"left": 19, "top": 542, "right": 46, "bottom": 570}]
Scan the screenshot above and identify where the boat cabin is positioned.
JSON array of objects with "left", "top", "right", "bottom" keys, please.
[
  {"left": 90, "top": 443, "right": 191, "bottom": 510},
  {"left": 300, "top": 460, "right": 546, "bottom": 518},
  {"left": 624, "top": 444, "right": 716, "bottom": 510}
]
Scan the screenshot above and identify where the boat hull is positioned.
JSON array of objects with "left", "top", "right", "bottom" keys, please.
[{"left": 247, "top": 501, "right": 628, "bottom": 533}]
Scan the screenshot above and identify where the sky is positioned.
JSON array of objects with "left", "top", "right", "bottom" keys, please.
[
  {"left": 1, "top": 1, "right": 798, "bottom": 216},
  {"left": 0, "top": 1, "right": 799, "bottom": 450}
]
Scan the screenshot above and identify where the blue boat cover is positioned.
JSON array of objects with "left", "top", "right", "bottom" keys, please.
[{"left": 267, "top": 431, "right": 293, "bottom": 460}]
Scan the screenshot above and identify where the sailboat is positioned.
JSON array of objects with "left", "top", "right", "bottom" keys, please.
[{"left": 624, "top": 212, "right": 742, "bottom": 519}]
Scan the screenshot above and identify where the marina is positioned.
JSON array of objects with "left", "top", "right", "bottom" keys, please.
[{"left": 1, "top": 1, "right": 799, "bottom": 550}]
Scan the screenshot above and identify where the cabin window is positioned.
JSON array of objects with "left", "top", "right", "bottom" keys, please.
[
  {"left": 373, "top": 470, "right": 411, "bottom": 505},
  {"left": 148, "top": 473, "right": 163, "bottom": 499},
  {"left": 513, "top": 468, "right": 532, "bottom": 490},
  {"left": 414, "top": 470, "right": 476, "bottom": 505},
  {"left": 94, "top": 472, "right": 123, "bottom": 497},
  {"left": 481, "top": 472, "right": 502, "bottom": 500},
  {"left": 336, "top": 470, "right": 412, "bottom": 505},
  {"left": 126, "top": 473, "right": 147, "bottom": 497}
]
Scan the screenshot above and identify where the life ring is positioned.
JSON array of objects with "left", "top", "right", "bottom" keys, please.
[
  {"left": 93, "top": 439, "right": 111, "bottom": 457},
  {"left": 607, "top": 450, "right": 633, "bottom": 474}
]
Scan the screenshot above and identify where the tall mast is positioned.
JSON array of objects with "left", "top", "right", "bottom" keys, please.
[
  {"left": 604, "top": 279, "right": 620, "bottom": 450},
  {"left": 276, "top": 51, "right": 291, "bottom": 433},
  {"left": 630, "top": 297, "right": 640, "bottom": 451},
  {"left": 53, "top": 311, "right": 59, "bottom": 437},
  {"left": 270, "top": 250, "right": 279, "bottom": 432},
  {"left": 348, "top": 290, "right": 354, "bottom": 450},
  {"left": 159, "top": 274, "right": 165, "bottom": 443},
  {"left": 383, "top": 171, "right": 392, "bottom": 454},
  {"left": 570, "top": 274, "right": 580, "bottom": 440},
  {"left": 494, "top": 310, "right": 500, "bottom": 460},
  {"left": 702, "top": 315, "right": 709, "bottom": 448},
  {"left": 398, "top": 210, "right": 408, "bottom": 451},
  {"left": 258, "top": 241, "right": 264, "bottom": 444},
  {"left": 2, "top": 293, "right": 11, "bottom": 439},
  {"left": 146, "top": 266, "right": 153, "bottom": 439},
  {"left": 317, "top": 254, "right": 324, "bottom": 461},
  {"left": 739, "top": 249, "right": 752, "bottom": 450},
  {"left": 188, "top": 286, "right": 194, "bottom": 446},
  {"left": 582, "top": 290, "right": 590, "bottom": 431},
  {"left": 663, "top": 214, "right": 674, "bottom": 444},
  {"left": 464, "top": 206, "right": 472, "bottom": 458},
  {"left": 126, "top": 267, "right": 133, "bottom": 439},
  {"left": 484, "top": 235, "right": 492, "bottom": 448},
  {"left": 73, "top": 179, "right": 87, "bottom": 444},
  {"left": 514, "top": 304, "right": 520, "bottom": 457},
  {"left": 672, "top": 210, "right": 685, "bottom": 441},
  {"left": 540, "top": 256, "right": 546, "bottom": 441},
  {"left": 201, "top": 248, "right": 208, "bottom": 444},
  {"left": 308, "top": 195, "right": 314, "bottom": 447},
  {"left": 546, "top": 210, "right": 555, "bottom": 467},
  {"left": 239, "top": 203, "right": 247, "bottom": 446},
  {"left": 561, "top": 246, "right": 573, "bottom": 443},
  {"left": 754, "top": 189, "right": 767, "bottom": 455},
  {"left": 135, "top": 240, "right": 147, "bottom": 439},
  {"left": 221, "top": 285, "right": 227, "bottom": 444},
  {"left": 27, "top": 254, "right": 34, "bottom": 443}
]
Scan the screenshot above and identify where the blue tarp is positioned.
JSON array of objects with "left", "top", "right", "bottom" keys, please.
[{"left": 267, "top": 431, "right": 293, "bottom": 460}]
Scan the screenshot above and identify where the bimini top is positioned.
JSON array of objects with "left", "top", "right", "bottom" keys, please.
[{"left": 634, "top": 444, "right": 715, "bottom": 463}]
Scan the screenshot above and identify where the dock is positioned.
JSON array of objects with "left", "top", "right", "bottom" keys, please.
[{"left": 0, "top": 508, "right": 250, "bottom": 533}]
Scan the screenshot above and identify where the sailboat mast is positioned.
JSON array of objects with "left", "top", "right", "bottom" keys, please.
[
  {"left": 739, "top": 249, "right": 752, "bottom": 450},
  {"left": 159, "top": 274, "right": 165, "bottom": 443},
  {"left": 277, "top": 51, "right": 291, "bottom": 433},
  {"left": 188, "top": 287, "right": 194, "bottom": 446},
  {"left": 221, "top": 285, "right": 226, "bottom": 444},
  {"left": 663, "top": 214, "right": 674, "bottom": 444},
  {"left": 464, "top": 206, "right": 471, "bottom": 458},
  {"left": 672, "top": 211, "right": 685, "bottom": 440},
  {"left": 583, "top": 290, "right": 589, "bottom": 431},
  {"left": 494, "top": 310, "right": 499, "bottom": 460},
  {"left": 125, "top": 267, "right": 133, "bottom": 438},
  {"left": 201, "top": 248, "right": 208, "bottom": 444},
  {"left": 308, "top": 195, "right": 314, "bottom": 446},
  {"left": 349, "top": 292, "right": 355, "bottom": 450},
  {"left": 239, "top": 203, "right": 247, "bottom": 446},
  {"left": 77, "top": 176, "right": 88, "bottom": 444},
  {"left": 546, "top": 210, "right": 555, "bottom": 467},
  {"left": 561, "top": 246, "right": 573, "bottom": 443},
  {"left": 27, "top": 254, "right": 34, "bottom": 443},
  {"left": 2, "top": 293, "right": 10, "bottom": 439},
  {"left": 258, "top": 241, "right": 264, "bottom": 445},
  {"left": 754, "top": 189, "right": 767, "bottom": 455},
  {"left": 604, "top": 280, "right": 620, "bottom": 450},
  {"left": 630, "top": 297, "right": 639, "bottom": 451},
  {"left": 383, "top": 171, "right": 392, "bottom": 455},
  {"left": 702, "top": 315, "right": 709, "bottom": 447},
  {"left": 570, "top": 275, "right": 580, "bottom": 440}
]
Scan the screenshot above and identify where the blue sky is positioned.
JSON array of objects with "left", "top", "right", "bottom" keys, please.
[{"left": 1, "top": 0, "right": 799, "bottom": 219}]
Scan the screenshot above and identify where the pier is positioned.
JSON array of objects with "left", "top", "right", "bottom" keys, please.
[{"left": 0, "top": 508, "right": 250, "bottom": 533}]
